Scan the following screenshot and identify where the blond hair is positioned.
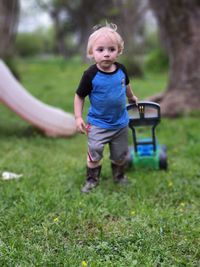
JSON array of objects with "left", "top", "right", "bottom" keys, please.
[{"left": 87, "top": 23, "right": 124, "bottom": 59}]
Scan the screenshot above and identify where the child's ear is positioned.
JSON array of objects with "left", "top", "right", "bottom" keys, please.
[
  {"left": 87, "top": 54, "right": 93, "bottom": 60},
  {"left": 118, "top": 49, "right": 122, "bottom": 55}
]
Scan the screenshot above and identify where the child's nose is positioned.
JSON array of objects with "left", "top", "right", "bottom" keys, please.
[{"left": 104, "top": 49, "right": 110, "bottom": 57}]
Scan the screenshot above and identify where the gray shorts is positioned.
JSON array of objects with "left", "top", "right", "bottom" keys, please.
[{"left": 87, "top": 124, "right": 129, "bottom": 162}]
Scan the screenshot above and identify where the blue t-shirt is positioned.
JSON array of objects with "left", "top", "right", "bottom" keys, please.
[{"left": 76, "top": 63, "right": 130, "bottom": 129}]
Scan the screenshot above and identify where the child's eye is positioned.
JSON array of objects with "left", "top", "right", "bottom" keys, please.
[
  {"left": 96, "top": 47, "right": 104, "bottom": 52},
  {"left": 109, "top": 47, "right": 116, "bottom": 52}
]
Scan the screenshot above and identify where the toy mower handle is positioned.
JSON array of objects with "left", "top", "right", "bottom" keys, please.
[{"left": 127, "top": 101, "right": 161, "bottom": 128}]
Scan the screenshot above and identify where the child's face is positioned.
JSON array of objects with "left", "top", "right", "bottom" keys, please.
[{"left": 91, "top": 35, "right": 119, "bottom": 72}]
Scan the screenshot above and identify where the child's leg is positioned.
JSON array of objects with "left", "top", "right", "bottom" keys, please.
[
  {"left": 87, "top": 157, "right": 101, "bottom": 169},
  {"left": 109, "top": 127, "right": 129, "bottom": 184},
  {"left": 81, "top": 125, "right": 104, "bottom": 193},
  {"left": 81, "top": 158, "right": 102, "bottom": 193},
  {"left": 81, "top": 164, "right": 102, "bottom": 193}
]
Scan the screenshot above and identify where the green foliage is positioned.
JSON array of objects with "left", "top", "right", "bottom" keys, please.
[
  {"left": 145, "top": 48, "right": 169, "bottom": 73},
  {"left": 144, "top": 31, "right": 160, "bottom": 53},
  {"left": 121, "top": 56, "right": 144, "bottom": 78},
  {"left": 4, "top": 56, "right": 20, "bottom": 80},
  {"left": 15, "top": 32, "right": 43, "bottom": 57},
  {"left": 15, "top": 29, "right": 54, "bottom": 57},
  {"left": 0, "top": 58, "right": 199, "bottom": 266}
]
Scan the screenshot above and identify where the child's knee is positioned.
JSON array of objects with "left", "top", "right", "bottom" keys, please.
[
  {"left": 112, "top": 159, "right": 125, "bottom": 166},
  {"left": 88, "top": 143, "right": 104, "bottom": 162},
  {"left": 110, "top": 150, "right": 129, "bottom": 165}
]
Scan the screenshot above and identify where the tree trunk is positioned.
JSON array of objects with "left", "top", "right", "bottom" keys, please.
[
  {"left": 0, "top": 0, "right": 20, "bottom": 58},
  {"left": 149, "top": 0, "right": 200, "bottom": 116}
]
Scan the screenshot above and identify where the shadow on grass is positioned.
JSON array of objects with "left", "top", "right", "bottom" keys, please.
[{"left": 0, "top": 124, "right": 45, "bottom": 138}]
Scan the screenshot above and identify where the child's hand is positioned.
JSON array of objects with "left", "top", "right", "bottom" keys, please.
[
  {"left": 128, "top": 95, "right": 138, "bottom": 105},
  {"left": 75, "top": 117, "right": 86, "bottom": 134}
]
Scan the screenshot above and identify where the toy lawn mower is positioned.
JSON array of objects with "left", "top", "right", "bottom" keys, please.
[{"left": 126, "top": 101, "right": 167, "bottom": 170}]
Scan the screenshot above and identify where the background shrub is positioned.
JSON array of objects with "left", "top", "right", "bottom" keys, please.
[
  {"left": 144, "top": 47, "right": 169, "bottom": 73},
  {"left": 15, "top": 29, "right": 54, "bottom": 57},
  {"left": 15, "top": 32, "right": 44, "bottom": 57},
  {"left": 121, "top": 56, "right": 144, "bottom": 78}
]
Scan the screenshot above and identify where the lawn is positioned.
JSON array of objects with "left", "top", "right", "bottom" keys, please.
[{"left": 0, "top": 57, "right": 199, "bottom": 267}]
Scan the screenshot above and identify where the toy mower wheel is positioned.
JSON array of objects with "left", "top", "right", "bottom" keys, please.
[{"left": 159, "top": 147, "right": 168, "bottom": 170}]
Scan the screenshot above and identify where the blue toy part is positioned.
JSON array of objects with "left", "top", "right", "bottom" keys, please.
[
  {"left": 128, "top": 143, "right": 167, "bottom": 170},
  {"left": 137, "top": 138, "right": 156, "bottom": 156}
]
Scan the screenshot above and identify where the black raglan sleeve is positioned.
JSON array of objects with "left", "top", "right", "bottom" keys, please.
[
  {"left": 76, "top": 65, "right": 97, "bottom": 98},
  {"left": 117, "top": 63, "right": 130, "bottom": 85},
  {"left": 76, "top": 72, "right": 92, "bottom": 98}
]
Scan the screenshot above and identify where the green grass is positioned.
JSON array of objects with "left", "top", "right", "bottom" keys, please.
[{"left": 0, "top": 57, "right": 199, "bottom": 266}]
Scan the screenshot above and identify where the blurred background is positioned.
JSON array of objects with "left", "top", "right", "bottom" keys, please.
[
  {"left": 0, "top": 0, "right": 199, "bottom": 116},
  {"left": 0, "top": 0, "right": 166, "bottom": 75}
]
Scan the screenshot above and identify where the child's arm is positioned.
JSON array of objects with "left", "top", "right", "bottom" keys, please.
[
  {"left": 126, "top": 84, "right": 138, "bottom": 104},
  {"left": 74, "top": 93, "right": 86, "bottom": 134}
]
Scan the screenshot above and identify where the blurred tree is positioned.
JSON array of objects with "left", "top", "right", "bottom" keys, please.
[
  {"left": 72, "top": 0, "right": 114, "bottom": 59},
  {"left": 0, "top": 0, "right": 20, "bottom": 58},
  {"left": 36, "top": 0, "right": 148, "bottom": 66},
  {"left": 111, "top": 0, "right": 147, "bottom": 54},
  {"left": 111, "top": 0, "right": 147, "bottom": 77},
  {"left": 0, "top": 0, "right": 20, "bottom": 78},
  {"left": 149, "top": 0, "right": 200, "bottom": 116},
  {"left": 36, "top": 0, "right": 72, "bottom": 57},
  {"left": 37, "top": 0, "right": 113, "bottom": 59}
]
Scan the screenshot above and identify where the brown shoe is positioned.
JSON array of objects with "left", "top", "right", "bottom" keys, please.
[
  {"left": 111, "top": 163, "right": 129, "bottom": 185},
  {"left": 81, "top": 166, "right": 101, "bottom": 193}
]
